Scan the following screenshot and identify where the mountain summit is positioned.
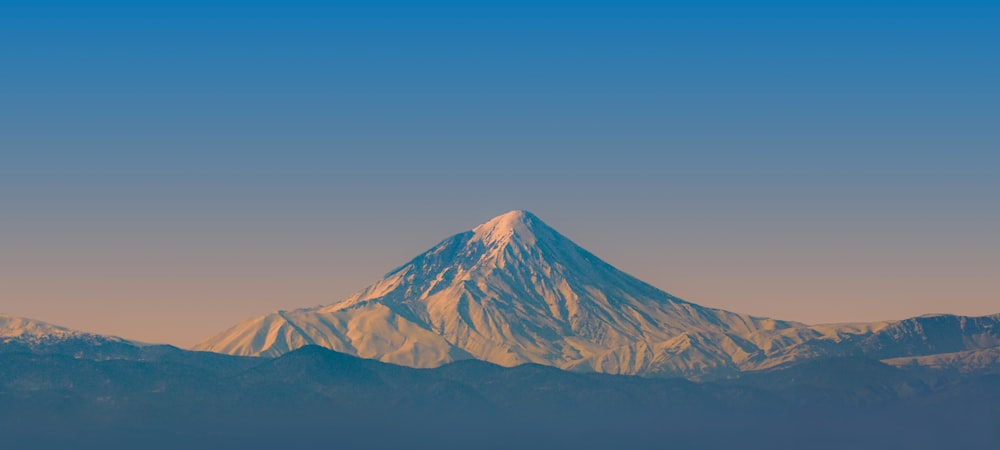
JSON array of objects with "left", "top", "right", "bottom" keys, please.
[
  {"left": 195, "top": 211, "right": 789, "bottom": 377},
  {"left": 0, "top": 313, "right": 153, "bottom": 359},
  {"left": 195, "top": 211, "right": 1000, "bottom": 378},
  {"left": 470, "top": 209, "right": 540, "bottom": 245}
]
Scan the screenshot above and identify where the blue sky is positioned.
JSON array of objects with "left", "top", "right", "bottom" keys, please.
[{"left": 1, "top": 1, "right": 998, "bottom": 345}]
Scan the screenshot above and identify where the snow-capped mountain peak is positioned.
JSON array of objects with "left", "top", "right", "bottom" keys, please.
[
  {"left": 0, "top": 313, "right": 82, "bottom": 340},
  {"left": 194, "top": 211, "right": 1000, "bottom": 379},
  {"left": 470, "top": 209, "right": 543, "bottom": 246},
  {"left": 0, "top": 313, "right": 147, "bottom": 359},
  {"left": 195, "top": 211, "right": 803, "bottom": 377}
]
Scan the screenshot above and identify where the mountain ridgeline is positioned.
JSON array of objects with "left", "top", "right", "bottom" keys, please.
[
  {"left": 2, "top": 333, "right": 999, "bottom": 449},
  {"left": 195, "top": 210, "right": 1000, "bottom": 379},
  {"left": 3, "top": 211, "right": 1000, "bottom": 449}
]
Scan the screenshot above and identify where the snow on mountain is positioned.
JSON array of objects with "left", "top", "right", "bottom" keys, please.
[
  {"left": 196, "top": 211, "right": 798, "bottom": 377},
  {"left": 195, "top": 211, "right": 1000, "bottom": 379},
  {"left": 1, "top": 314, "right": 83, "bottom": 341},
  {"left": 0, "top": 314, "right": 119, "bottom": 345},
  {"left": 0, "top": 313, "right": 149, "bottom": 359},
  {"left": 883, "top": 345, "right": 1000, "bottom": 374},
  {"left": 857, "top": 314, "right": 1000, "bottom": 358}
]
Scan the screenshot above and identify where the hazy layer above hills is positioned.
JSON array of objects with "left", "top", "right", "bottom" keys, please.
[
  {"left": 194, "top": 211, "right": 1000, "bottom": 379},
  {"left": 2, "top": 337, "right": 999, "bottom": 450}
]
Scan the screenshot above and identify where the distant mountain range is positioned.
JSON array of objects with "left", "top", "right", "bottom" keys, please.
[
  {"left": 1, "top": 313, "right": 140, "bottom": 358},
  {"left": 193, "top": 210, "right": 1000, "bottom": 379},
  {"left": 3, "top": 211, "right": 998, "bottom": 449},
  {"left": 2, "top": 332, "right": 998, "bottom": 449}
]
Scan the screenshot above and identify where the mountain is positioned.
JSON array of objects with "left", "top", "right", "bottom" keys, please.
[
  {"left": 2, "top": 313, "right": 998, "bottom": 449},
  {"left": 196, "top": 211, "right": 804, "bottom": 377},
  {"left": 0, "top": 313, "right": 259, "bottom": 375},
  {"left": 196, "top": 211, "right": 1000, "bottom": 379},
  {"left": 884, "top": 346, "right": 1000, "bottom": 375},
  {"left": 857, "top": 314, "right": 1000, "bottom": 358},
  {"left": 2, "top": 313, "right": 107, "bottom": 343},
  {"left": 758, "top": 314, "right": 1000, "bottom": 370},
  {"left": 0, "top": 313, "right": 141, "bottom": 358}
]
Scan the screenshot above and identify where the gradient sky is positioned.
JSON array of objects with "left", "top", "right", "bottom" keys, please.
[{"left": 2, "top": 1, "right": 998, "bottom": 347}]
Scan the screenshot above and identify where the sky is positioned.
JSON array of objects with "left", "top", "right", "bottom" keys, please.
[{"left": 1, "top": 1, "right": 998, "bottom": 347}]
